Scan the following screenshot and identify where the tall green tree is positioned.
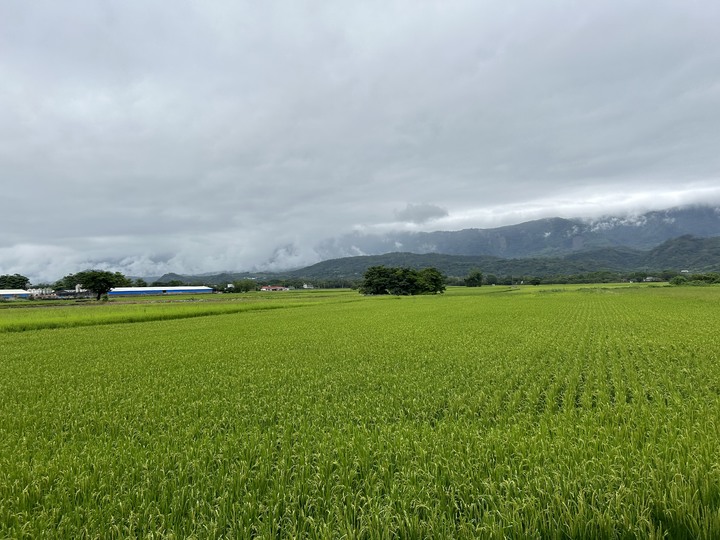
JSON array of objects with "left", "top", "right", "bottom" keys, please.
[
  {"left": 418, "top": 267, "right": 446, "bottom": 294},
  {"left": 63, "top": 270, "right": 131, "bottom": 300},
  {"left": 465, "top": 269, "right": 483, "bottom": 287},
  {"left": 0, "top": 274, "right": 30, "bottom": 289},
  {"left": 232, "top": 279, "right": 257, "bottom": 292},
  {"left": 388, "top": 267, "right": 420, "bottom": 295},
  {"left": 359, "top": 266, "right": 395, "bottom": 295}
]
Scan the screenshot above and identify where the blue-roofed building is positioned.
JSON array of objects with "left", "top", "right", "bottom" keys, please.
[
  {"left": 0, "top": 289, "right": 30, "bottom": 299},
  {"left": 108, "top": 286, "right": 214, "bottom": 296}
]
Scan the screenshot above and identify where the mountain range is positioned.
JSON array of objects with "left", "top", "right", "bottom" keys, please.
[
  {"left": 316, "top": 205, "right": 720, "bottom": 259},
  {"left": 283, "top": 235, "right": 720, "bottom": 281},
  {"left": 154, "top": 205, "right": 720, "bottom": 283}
]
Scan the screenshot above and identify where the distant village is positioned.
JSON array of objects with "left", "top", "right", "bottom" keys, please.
[
  {"left": 0, "top": 271, "right": 317, "bottom": 301},
  {"left": 0, "top": 284, "right": 319, "bottom": 300}
]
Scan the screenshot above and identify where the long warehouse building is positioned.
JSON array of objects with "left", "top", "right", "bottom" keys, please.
[
  {"left": 108, "top": 286, "right": 214, "bottom": 296},
  {"left": 0, "top": 289, "right": 30, "bottom": 299}
]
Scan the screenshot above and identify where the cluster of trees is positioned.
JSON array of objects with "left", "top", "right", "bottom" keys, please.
[
  {"left": 359, "top": 266, "right": 445, "bottom": 295},
  {"left": 0, "top": 274, "right": 30, "bottom": 289},
  {"left": 670, "top": 273, "right": 720, "bottom": 286},
  {"left": 443, "top": 269, "right": 697, "bottom": 286},
  {"left": 222, "top": 277, "right": 356, "bottom": 292},
  {"left": 464, "top": 269, "right": 484, "bottom": 287},
  {"left": 228, "top": 279, "right": 258, "bottom": 292},
  {"left": 150, "top": 279, "right": 184, "bottom": 287}
]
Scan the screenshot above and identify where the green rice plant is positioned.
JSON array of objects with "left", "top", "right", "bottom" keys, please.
[{"left": 2, "top": 285, "right": 720, "bottom": 537}]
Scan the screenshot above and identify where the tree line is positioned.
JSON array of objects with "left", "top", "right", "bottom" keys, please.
[
  {"left": 0, "top": 273, "right": 30, "bottom": 290},
  {"left": 5, "top": 267, "right": 718, "bottom": 302},
  {"left": 670, "top": 273, "right": 720, "bottom": 286}
]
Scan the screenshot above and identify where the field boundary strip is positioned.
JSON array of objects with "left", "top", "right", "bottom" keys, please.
[{"left": 0, "top": 302, "right": 316, "bottom": 333}]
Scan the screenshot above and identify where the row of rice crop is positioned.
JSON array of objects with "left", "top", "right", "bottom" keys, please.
[{"left": 2, "top": 285, "right": 720, "bottom": 537}]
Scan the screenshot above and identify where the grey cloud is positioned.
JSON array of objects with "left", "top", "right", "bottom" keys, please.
[
  {"left": 395, "top": 204, "right": 449, "bottom": 224},
  {"left": 2, "top": 0, "right": 720, "bottom": 282}
]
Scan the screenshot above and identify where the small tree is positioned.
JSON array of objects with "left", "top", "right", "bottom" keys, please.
[
  {"left": 418, "top": 267, "right": 446, "bottom": 294},
  {"left": 232, "top": 279, "right": 257, "bottom": 292},
  {"left": 465, "top": 269, "right": 483, "bottom": 287},
  {"left": 65, "top": 270, "right": 132, "bottom": 300},
  {"left": 359, "top": 266, "right": 394, "bottom": 295}
]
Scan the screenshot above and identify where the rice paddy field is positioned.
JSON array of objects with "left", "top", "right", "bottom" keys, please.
[{"left": 2, "top": 284, "right": 720, "bottom": 538}]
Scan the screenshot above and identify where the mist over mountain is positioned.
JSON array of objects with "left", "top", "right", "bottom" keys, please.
[
  {"left": 316, "top": 206, "right": 720, "bottom": 260},
  {"left": 152, "top": 206, "right": 720, "bottom": 284},
  {"left": 156, "top": 235, "right": 720, "bottom": 285}
]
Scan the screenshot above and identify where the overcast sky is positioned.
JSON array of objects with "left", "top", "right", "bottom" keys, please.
[{"left": 2, "top": 1, "right": 720, "bottom": 282}]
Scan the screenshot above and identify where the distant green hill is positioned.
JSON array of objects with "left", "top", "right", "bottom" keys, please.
[
  {"left": 643, "top": 235, "right": 720, "bottom": 272},
  {"left": 289, "top": 236, "right": 720, "bottom": 279},
  {"left": 285, "top": 252, "right": 597, "bottom": 280}
]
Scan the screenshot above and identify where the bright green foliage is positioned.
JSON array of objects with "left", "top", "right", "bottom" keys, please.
[{"left": 2, "top": 285, "right": 720, "bottom": 537}]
